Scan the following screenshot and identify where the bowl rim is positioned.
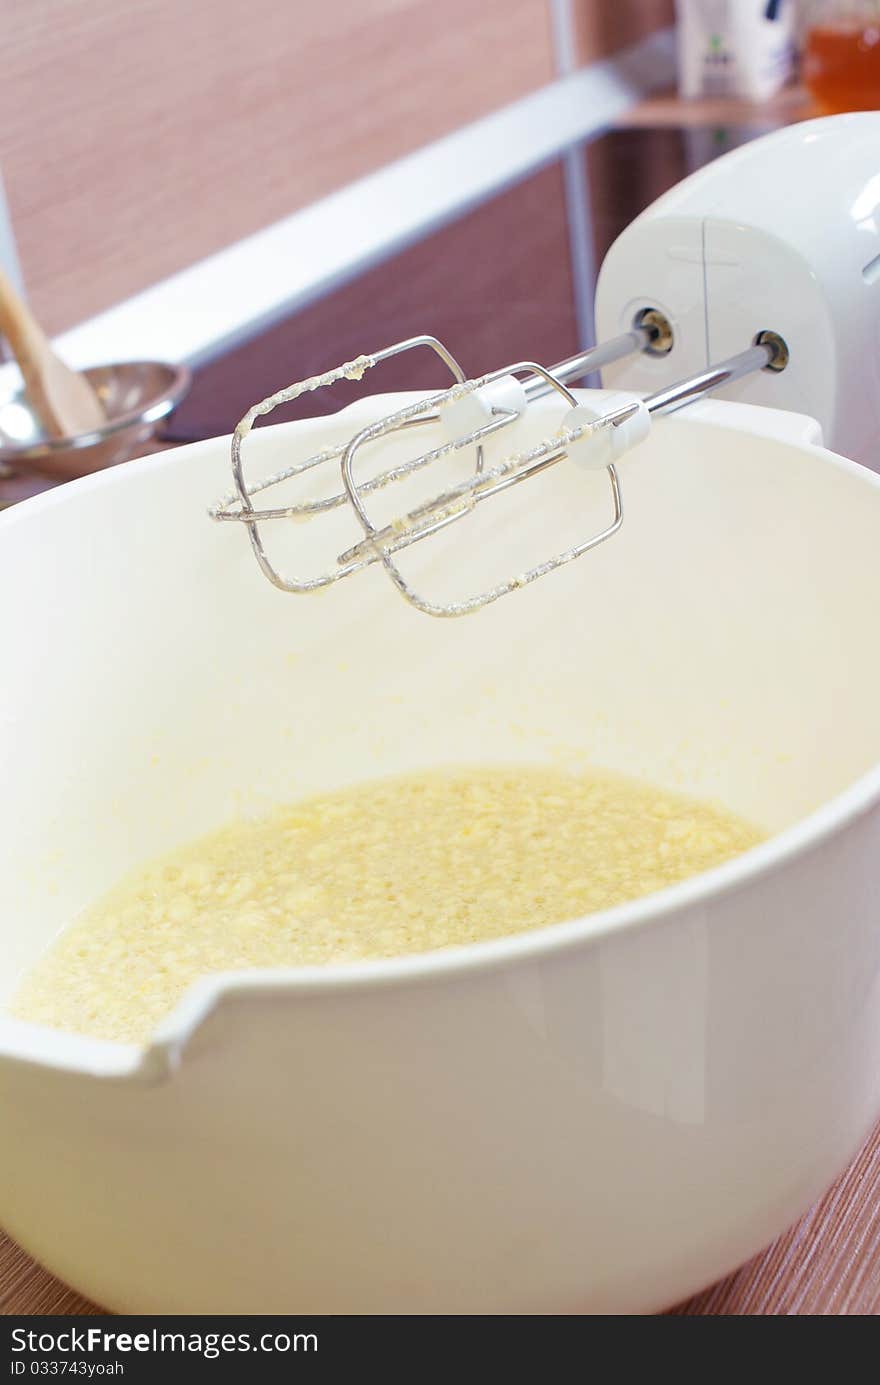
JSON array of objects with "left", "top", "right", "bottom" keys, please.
[
  {"left": 3, "top": 760, "right": 878, "bottom": 1075},
  {"left": 0, "top": 410, "right": 879, "bottom": 1070}
]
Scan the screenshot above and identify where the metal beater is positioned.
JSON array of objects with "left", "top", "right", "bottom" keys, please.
[{"left": 211, "top": 318, "right": 786, "bottom": 617}]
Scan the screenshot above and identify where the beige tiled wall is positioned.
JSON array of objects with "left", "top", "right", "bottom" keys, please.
[{"left": 0, "top": 0, "right": 672, "bottom": 334}]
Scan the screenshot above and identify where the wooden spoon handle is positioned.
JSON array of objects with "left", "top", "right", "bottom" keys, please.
[{"left": 0, "top": 268, "right": 105, "bottom": 438}]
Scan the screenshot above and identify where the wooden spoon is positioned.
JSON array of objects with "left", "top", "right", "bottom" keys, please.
[{"left": 0, "top": 267, "right": 105, "bottom": 438}]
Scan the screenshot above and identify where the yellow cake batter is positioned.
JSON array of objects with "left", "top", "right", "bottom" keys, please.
[{"left": 11, "top": 766, "right": 763, "bottom": 1043}]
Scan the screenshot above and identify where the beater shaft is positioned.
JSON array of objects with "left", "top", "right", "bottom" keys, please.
[
  {"left": 214, "top": 325, "right": 784, "bottom": 617},
  {"left": 526, "top": 326, "right": 653, "bottom": 397},
  {"left": 339, "top": 339, "right": 778, "bottom": 572},
  {"left": 645, "top": 341, "right": 774, "bottom": 414}
]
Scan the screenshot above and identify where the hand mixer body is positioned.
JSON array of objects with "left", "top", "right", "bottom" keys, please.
[
  {"left": 215, "top": 114, "right": 880, "bottom": 617},
  {"left": 596, "top": 112, "right": 880, "bottom": 466}
]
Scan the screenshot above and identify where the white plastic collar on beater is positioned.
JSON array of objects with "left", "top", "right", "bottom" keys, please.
[
  {"left": 438, "top": 375, "right": 529, "bottom": 441},
  {"left": 562, "top": 393, "right": 650, "bottom": 470}
]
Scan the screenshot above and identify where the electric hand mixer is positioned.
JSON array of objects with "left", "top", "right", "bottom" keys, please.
[{"left": 212, "top": 114, "right": 880, "bottom": 617}]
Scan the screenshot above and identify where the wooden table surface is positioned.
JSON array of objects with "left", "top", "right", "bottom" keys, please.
[
  {"left": 3, "top": 84, "right": 877, "bottom": 1318},
  {"left": 619, "top": 83, "right": 816, "bottom": 129}
]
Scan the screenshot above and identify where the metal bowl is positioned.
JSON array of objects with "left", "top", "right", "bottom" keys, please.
[{"left": 0, "top": 360, "right": 191, "bottom": 480}]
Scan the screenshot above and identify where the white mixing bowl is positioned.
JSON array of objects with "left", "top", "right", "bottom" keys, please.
[{"left": 0, "top": 393, "right": 878, "bottom": 1313}]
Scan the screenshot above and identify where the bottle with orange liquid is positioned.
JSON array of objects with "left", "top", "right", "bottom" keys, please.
[{"left": 804, "top": 1, "right": 880, "bottom": 111}]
